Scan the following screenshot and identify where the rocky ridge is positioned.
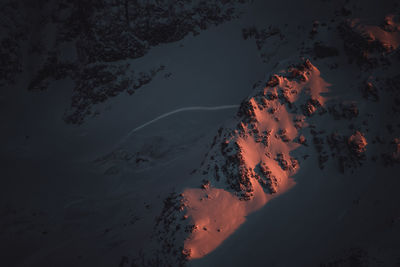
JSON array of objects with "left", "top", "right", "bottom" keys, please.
[
  {"left": 1, "top": 0, "right": 250, "bottom": 124},
  {"left": 137, "top": 59, "right": 331, "bottom": 264}
]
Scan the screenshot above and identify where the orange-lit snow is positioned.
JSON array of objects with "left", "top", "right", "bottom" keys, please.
[{"left": 182, "top": 62, "right": 330, "bottom": 259}]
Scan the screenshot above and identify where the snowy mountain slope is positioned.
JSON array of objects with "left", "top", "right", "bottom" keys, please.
[
  {"left": 1, "top": 0, "right": 400, "bottom": 267},
  {"left": 1, "top": 0, "right": 252, "bottom": 124},
  {"left": 139, "top": 2, "right": 400, "bottom": 265},
  {"left": 142, "top": 52, "right": 400, "bottom": 265}
]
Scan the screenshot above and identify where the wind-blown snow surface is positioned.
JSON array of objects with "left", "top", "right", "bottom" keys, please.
[{"left": 2, "top": 0, "right": 400, "bottom": 267}]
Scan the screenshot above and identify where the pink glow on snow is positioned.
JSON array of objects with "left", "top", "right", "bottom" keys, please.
[{"left": 182, "top": 62, "right": 330, "bottom": 259}]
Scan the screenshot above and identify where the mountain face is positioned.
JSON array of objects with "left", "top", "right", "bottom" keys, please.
[
  {"left": 137, "top": 11, "right": 400, "bottom": 265},
  {"left": 2, "top": 1, "right": 400, "bottom": 267},
  {"left": 1, "top": 0, "right": 249, "bottom": 124},
  {"left": 153, "top": 60, "right": 329, "bottom": 262},
  {"left": 147, "top": 54, "right": 400, "bottom": 265}
]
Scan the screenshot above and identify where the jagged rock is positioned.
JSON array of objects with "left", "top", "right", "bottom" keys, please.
[
  {"left": 362, "top": 81, "right": 379, "bottom": 101},
  {"left": 298, "top": 135, "right": 307, "bottom": 145},
  {"left": 201, "top": 180, "right": 210, "bottom": 190},
  {"left": 303, "top": 98, "right": 323, "bottom": 116},
  {"left": 338, "top": 16, "right": 400, "bottom": 67},
  {"left": 348, "top": 131, "right": 368, "bottom": 156}
]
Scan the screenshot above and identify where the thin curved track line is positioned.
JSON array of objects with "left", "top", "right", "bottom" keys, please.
[{"left": 115, "top": 105, "right": 239, "bottom": 149}]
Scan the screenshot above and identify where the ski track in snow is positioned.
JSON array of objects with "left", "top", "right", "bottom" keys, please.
[{"left": 115, "top": 105, "right": 240, "bottom": 148}]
